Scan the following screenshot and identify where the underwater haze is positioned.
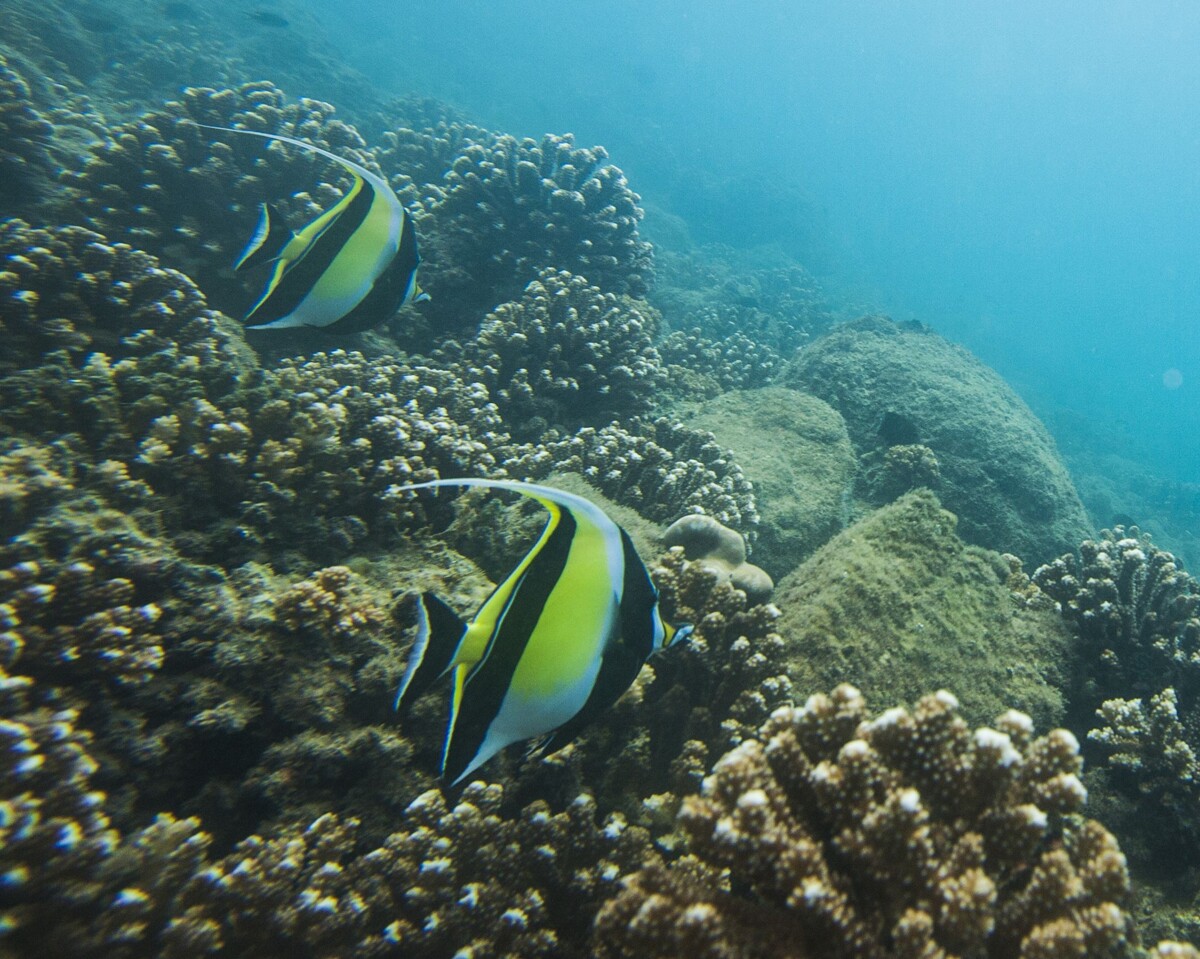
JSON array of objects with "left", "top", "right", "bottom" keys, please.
[
  {"left": 328, "top": 0, "right": 1200, "bottom": 482},
  {"left": 12, "top": 0, "right": 1200, "bottom": 953}
]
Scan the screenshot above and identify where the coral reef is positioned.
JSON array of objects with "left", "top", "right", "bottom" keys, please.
[
  {"left": 681, "top": 387, "right": 857, "bottom": 577},
  {"left": 774, "top": 490, "right": 1075, "bottom": 730},
  {"left": 1032, "top": 526, "right": 1200, "bottom": 706},
  {"left": 595, "top": 684, "right": 1135, "bottom": 959},
  {"left": 161, "top": 786, "right": 653, "bottom": 959},
  {"left": 859, "top": 442, "right": 942, "bottom": 505},
  {"left": 0, "top": 54, "right": 59, "bottom": 215},
  {"left": 443, "top": 269, "right": 667, "bottom": 439},
  {"left": 60, "top": 82, "right": 378, "bottom": 316},
  {"left": 1034, "top": 528, "right": 1200, "bottom": 884},
  {"left": 662, "top": 514, "right": 774, "bottom": 606},
  {"left": 0, "top": 218, "right": 250, "bottom": 381},
  {"left": 505, "top": 544, "right": 792, "bottom": 832},
  {"left": 415, "top": 131, "right": 654, "bottom": 324},
  {"left": 785, "top": 316, "right": 1091, "bottom": 565},
  {"left": 658, "top": 326, "right": 782, "bottom": 394},
  {"left": 505, "top": 418, "right": 759, "bottom": 535}
]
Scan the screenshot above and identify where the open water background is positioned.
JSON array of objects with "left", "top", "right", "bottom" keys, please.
[{"left": 315, "top": 0, "right": 1200, "bottom": 487}]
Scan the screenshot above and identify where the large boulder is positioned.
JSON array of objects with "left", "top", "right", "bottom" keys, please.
[
  {"left": 774, "top": 489, "right": 1074, "bottom": 729},
  {"left": 783, "top": 316, "right": 1090, "bottom": 565},
  {"left": 682, "top": 387, "right": 856, "bottom": 577}
]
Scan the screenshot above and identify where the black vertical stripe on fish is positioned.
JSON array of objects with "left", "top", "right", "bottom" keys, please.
[
  {"left": 245, "top": 176, "right": 375, "bottom": 328},
  {"left": 535, "top": 528, "right": 660, "bottom": 756},
  {"left": 616, "top": 527, "right": 662, "bottom": 659},
  {"left": 322, "top": 212, "right": 421, "bottom": 334},
  {"left": 442, "top": 508, "right": 578, "bottom": 781}
]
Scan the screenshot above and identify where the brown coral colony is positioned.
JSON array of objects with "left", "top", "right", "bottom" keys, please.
[{"left": 3, "top": 32, "right": 1200, "bottom": 959}]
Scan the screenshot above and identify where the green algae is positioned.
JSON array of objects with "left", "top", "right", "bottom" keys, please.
[
  {"left": 681, "top": 386, "right": 856, "bottom": 578},
  {"left": 784, "top": 316, "right": 1091, "bottom": 566},
  {"left": 775, "top": 489, "right": 1074, "bottom": 729}
]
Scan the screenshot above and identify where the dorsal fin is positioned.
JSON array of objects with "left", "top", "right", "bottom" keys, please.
[{"left": 194, "top": 123, "right": 398, "bottom": 204}]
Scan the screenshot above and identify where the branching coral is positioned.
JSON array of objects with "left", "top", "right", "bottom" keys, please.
[
  {"left": 0, "top": 219, "right": 247, "bottom": 383},
  {"left": 0, "top": 558, "right": 164, "bottom": 690},
  {"left": 443, "top": 269, "right": 666, "bottom": 438},
  {"left": 596, "top": 684, "right": 1135, "bottom": 959},
  {"left": 505, "top": 418, "right": 758, "bottom": 534},
  {"left": 415, "top": 131, "right": 654, "bottom": 324},
  {"left": 1090, "top": 688, "right": 1198, "bottom": 805},
  {"left": 0, "top": 53, "right": 57, "bottom": 214},
  {"left": 659, "top": 326, "right": 781, "bottom": 394},
  {"left": 1033, "top": 527, "right": 1200, "bottom": 702}
]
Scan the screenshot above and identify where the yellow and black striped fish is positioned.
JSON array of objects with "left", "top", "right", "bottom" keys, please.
[
  {"left": 201, "top": 125, "right": 428, "bottom": 332},
  {"left": 395, "top": 478, "right": 693, "bottom": 785}
]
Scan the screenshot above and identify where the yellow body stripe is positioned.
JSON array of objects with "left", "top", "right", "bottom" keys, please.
[
  {"left": 455, "top": 498, "right": 564, "bottom": 670},
  {"left": 246, "top": 175, "right": 366, "bottom": 316},
  {"left": 504, "top": 520, "right": 613, "bottom": 700},
  {"left": 303, "top": 186, "right": 397, "bottom": 306}
]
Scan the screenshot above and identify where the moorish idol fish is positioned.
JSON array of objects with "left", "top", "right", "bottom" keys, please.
[
  {"left": 198, "top": 124, "right": 428, "bottom": 332},
  {"left": 395, "top": 478, "right": 693, "bottom": 785}
]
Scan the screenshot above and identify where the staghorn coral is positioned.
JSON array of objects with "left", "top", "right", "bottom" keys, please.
[
  {"left": 596, "top": 684, "right": 1136, "bottom": 959},
  {"left": 443, "top": 269, "right": 667, "bottom": 439},
  {"left": 60, "top": 82, "right": 379, "bottom": 316},
  {"left": 415, "top": 131, "right": 654, "bottom": 324},
  {"left": 505, "top": 418, "right": 758, "bottom": 535}
]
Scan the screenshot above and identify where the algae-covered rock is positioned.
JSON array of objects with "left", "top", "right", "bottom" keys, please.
[
  {"left": 783, "top": 316, "right": 1090, "bottom": 565},
  {"left": 774, "top": 489, "right": 1073, "bottom": 729},
  {"left": 682, "top": 387, "right": 856, "bottom": 577}
]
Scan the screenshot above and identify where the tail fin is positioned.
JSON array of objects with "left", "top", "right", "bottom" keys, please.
[
  {"left": 235, "top": 203, "right": 292, "bottom": 271},
  {"left": 395, "top": 593, "right": 467, "bottom": 712}
]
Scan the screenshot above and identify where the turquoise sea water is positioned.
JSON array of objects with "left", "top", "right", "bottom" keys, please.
[
  {"left": 8, "top": 1, "right": 1200, "bottom": 954},
  {"left": 329, "top": 0, "right": 1200, "bottom": 485}
]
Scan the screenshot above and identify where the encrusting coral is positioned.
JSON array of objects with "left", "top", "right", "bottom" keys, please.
[
  {"left": 662, "top": 514, "right": 773, "bottom": 606},
  {"left": 595, "top": 684, "right": 1135, "bottom": 959},
  {"left": 442, "top": 268, "right": 667, "bottom": 438}
]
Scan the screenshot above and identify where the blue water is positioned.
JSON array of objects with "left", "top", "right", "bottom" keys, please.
[{"left": 319, "top": 0, "right": 1200, "bottom": 484}]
